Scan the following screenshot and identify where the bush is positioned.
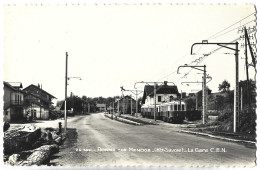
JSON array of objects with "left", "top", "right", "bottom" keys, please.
[
  {"left": 217, "top": 111, "right": 232, "bottom": 122},
  {"left": 216, "top": 109, "right": 256, "bottom": 134},
  {"left": 238, "top": 109, "right": 256, "bottom": 134}
]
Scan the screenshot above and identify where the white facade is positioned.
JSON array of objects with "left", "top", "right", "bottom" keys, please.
[{"left": 144, "top": 93, "right": 178, "bottom": 106}]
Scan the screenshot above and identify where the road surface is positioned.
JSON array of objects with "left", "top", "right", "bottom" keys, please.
[{"left": 51, "top": 112, "right": 256, "bottom": 166}]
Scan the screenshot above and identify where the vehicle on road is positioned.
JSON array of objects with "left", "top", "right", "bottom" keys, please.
[{"left": 141, "top": 100, "right": 201, "bottom": 123}]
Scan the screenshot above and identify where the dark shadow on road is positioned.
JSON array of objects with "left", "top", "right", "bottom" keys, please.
[{"left": 50, "top": 128, "right": 78, "bottom": 165}]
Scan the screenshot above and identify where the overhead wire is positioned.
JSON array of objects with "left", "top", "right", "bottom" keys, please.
[
  {"left": 157, "top": 12, "right": 256, "bottom": 83},
  {"left": 207, "top": 12, "right": 256, "bottom": 40}
]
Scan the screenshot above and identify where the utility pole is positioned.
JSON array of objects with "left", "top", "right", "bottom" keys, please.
[
  {"left": 120, "top": 86, "right": 143, "bottom": 117},
  {"left": 178, "top": 65, "right": 207, "bottom": 124},
  {"left": 113, "top": 102, "right": 115, "bottom": 118},
  {"left": 196, "top": 93, "right": 198, "bottom": 110},
  {"left": 234, "top": 42, "right": 239, "bottom": 133},
  {"left": 241, "top": 87, "right": 243, "bottom": 110},
  {"left": 64, "top": 52, "right": 68, "bottom": 133},
  {"left": 130, "top": 95, "right": 132, "bottom": 115},
  {"left": 135, "top": 91, "right": 138, "bottom": 117},
  {"left": 122, "top": 97, "right": 124, "bottom": 115},
  {"left": 154, "top": 83, "right": 157, "bottom": 121},
  {"left": 244, "top": 27, "right": 254, "bottom": 111},
  {"left": 118, "top": 99, "right": 120, "bottom": 116},
  {"left": 88, "top": 103, "right": 90, "bottom": 113},
  {"left": 191, "top": 41, "right": 239, "bottom": 133}
]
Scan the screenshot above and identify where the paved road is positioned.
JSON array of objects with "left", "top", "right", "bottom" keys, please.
[{"left": 51, "top": 113, "right": 256, "bottom": 166}]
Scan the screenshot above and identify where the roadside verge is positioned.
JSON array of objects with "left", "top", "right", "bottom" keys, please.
[
  {"left": 178, "top": 129, "right": 256, "bottom": 145},
  {"left": 104, "top": 113, "right": 141, "bottom": 126}
]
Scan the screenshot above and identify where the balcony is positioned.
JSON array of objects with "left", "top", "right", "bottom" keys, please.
[{"left": 10, "top": 100, "right": 24, "bottom": 106}]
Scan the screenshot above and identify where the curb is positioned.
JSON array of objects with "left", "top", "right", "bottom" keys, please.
[
  {"left": 104, "top": 114, "right": 141, "bottom": 126},
  {"left": 178, "top": 130, "right": 256, "bottom": 144}
]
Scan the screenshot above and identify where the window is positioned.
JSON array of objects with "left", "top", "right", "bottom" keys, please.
[
  {"left": 174, "top": 104, "right": 177, "bottom": 111},
  {"left": 158, "top": 96, "right": 161, "bottom": 102},
  {"left": 170, "top": 96, "right": 174, "bottom": 101},
  {"left": 5, "top": 111, "right": 8, "bottom": 116},
  {"left": 182, "top": 104, "right": 185, "bottom": 111}
]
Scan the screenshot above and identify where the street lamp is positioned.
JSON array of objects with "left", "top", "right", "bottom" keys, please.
[{"left": 64, "top": 52, "right": 82, "bottom": 134}]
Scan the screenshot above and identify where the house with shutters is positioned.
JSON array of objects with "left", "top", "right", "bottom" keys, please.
[
  {"left": 23, "top": 84, "right": 56, "bottom": 120},
  {"left": 3, "top": 82, "right": 24, "bottom": 122},
  {"left": 141, "top": 82, "right": 180, "bottom": 108}
]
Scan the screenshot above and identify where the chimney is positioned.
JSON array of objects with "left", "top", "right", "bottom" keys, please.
[{"left": 164, "top": 81, "right": 168, "bottom": 86}]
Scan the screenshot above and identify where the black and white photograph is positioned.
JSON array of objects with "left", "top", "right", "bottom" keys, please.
[{"left": 1, "top": 0, "right": 258, "bottom": 168}]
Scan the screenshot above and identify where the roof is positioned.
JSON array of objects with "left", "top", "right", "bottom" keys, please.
[
  {"left": 3, "top": 81, "right": 24, "bottom": 92},
  {"left": 96, "top": 104, "right": 106, "bottom": 107},
  {"left": 8, "top": 82, "right": 23, "bottom": 88},
  {"left": 142, "top": 85, "right": 179, "bottom": 104},
  {"left": 118, "top": 95, "right": 136, "bottom": 102},
  {"left": 23, "top": 84, "right": 56, "bottom": 99},
  {"left": 24, "top": 92, "right": 53, "bottom": 104}
]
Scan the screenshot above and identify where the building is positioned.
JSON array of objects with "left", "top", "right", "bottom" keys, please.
[
  {"left": 23, "top": 84, "right": 56, "bottom": 120},
  {"left": 142, "top": 82, "right": 179, "bottom": 106},
  {"left": 96, "top": 103, "right": 106, "bottom": 112},
  {"left": 117, "top": 95, "right": 136, "bottom": 114},
  {"left": 3, "top": 82, "right": 24, "bottom": 122}
]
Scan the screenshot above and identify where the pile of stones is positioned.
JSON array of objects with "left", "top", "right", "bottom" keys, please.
[{"left": 4, "top": 125, "right": 63, "bottom": 166}]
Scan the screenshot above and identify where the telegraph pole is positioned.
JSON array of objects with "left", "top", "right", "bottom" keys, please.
[
  {"left": 120, "top": 87, "right": 143, "bottom": 117},
  {"left": 234, "top": 42, "right": 239, "bottom": 133},
  {"left": 117, "top": 99, "right": 120, "bottom": 116},
  {"left": 178, "top": 65, "right": 207, "bottom": 124},
  {"left": 191, "top": 41, "right": 239, "bottom": 133},
  {"left": 135, "top": 91, "right": 138, "bottom": 117},
  {"left": 65, "top": 52, "right": 68, "bottom": 133},
  {"left": 154, "top": 83, "right": 157, "bottom": 121},
  {"left": 130, "top": 94, "right": 132, "bottom": 115},
  {"left": 203, "top": 66, "right": 207, "bottom": 124},
  {"left": 113, "top": 102, "right": 115, "bottom": 118}
]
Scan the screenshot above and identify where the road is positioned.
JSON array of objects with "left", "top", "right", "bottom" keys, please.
[{"left": 51, "top": 112, "right": 256, "bottom": 166}]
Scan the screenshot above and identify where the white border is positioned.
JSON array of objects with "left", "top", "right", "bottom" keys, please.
[{"left": 0, "top": 0, "right": 258, "bottom": 170}]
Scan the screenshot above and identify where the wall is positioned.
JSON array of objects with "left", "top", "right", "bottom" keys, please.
[
  {"left": 145, "top": 94, "right": 178, "bottom": 105},
  {"left": 24, "top": 104, "right": 49, "bottom": 120},
  {"left": 3, "top": 86, "right": 12, "bottom": 109},
  {"left": 3, "top": 108, "right": 11, "bottom": 122}
]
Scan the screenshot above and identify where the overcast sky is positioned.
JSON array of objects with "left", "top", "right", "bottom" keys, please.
[{"left": 2, "top": 3, "right": 256, "bottom": 102}]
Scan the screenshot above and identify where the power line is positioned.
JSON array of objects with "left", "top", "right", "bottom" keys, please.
[
  {"left": 207, "top": 12, "right": 256, "bottom": 40},
  {"left": 157, "top": 13, "right": 256, "bottom": 83},
  {"left": 209, "top": 19, "right": 256, "bottom": 40}
]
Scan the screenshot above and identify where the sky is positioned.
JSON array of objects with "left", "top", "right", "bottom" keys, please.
[{"left": 2, "top": 3, "right": 257, "bottom": 103}]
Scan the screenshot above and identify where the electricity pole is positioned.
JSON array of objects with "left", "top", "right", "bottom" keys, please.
[
  {"left": 64, "top": 52, "right": 82, "bottom": 134},
  {"left": 178, "top": 65, "right": 207, "bottom": 124},
  {"left": 65, "top": 52, "right": 68, "bottom": 133},
  {"left": 154, "top": 83, "right": 157, "bottom": 121},
  {"left": 130, "top": 94, "right": 132, "bottom": 115},
  {"left": 191, "top": 41, "right": 239, "bottom": 133},
  {"left": 120, "top": 87, "right": 143, "bottom": 117}
]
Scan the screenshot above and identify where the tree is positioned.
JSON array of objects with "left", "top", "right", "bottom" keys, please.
[
  {"left": 218, "top": 80, "right": 230, "bottom": 92},
  {"left": 184, "top": 97, "right": 196, "bottom": 111},
  {"left": 239, "top": 79, "right": 256, "bottom": 110},
  {"left": 215, "top": 95, "right": 225, "bottom": 111},
  {"left": 197, "top": 87, "right": 212, "bottom": 108}
]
